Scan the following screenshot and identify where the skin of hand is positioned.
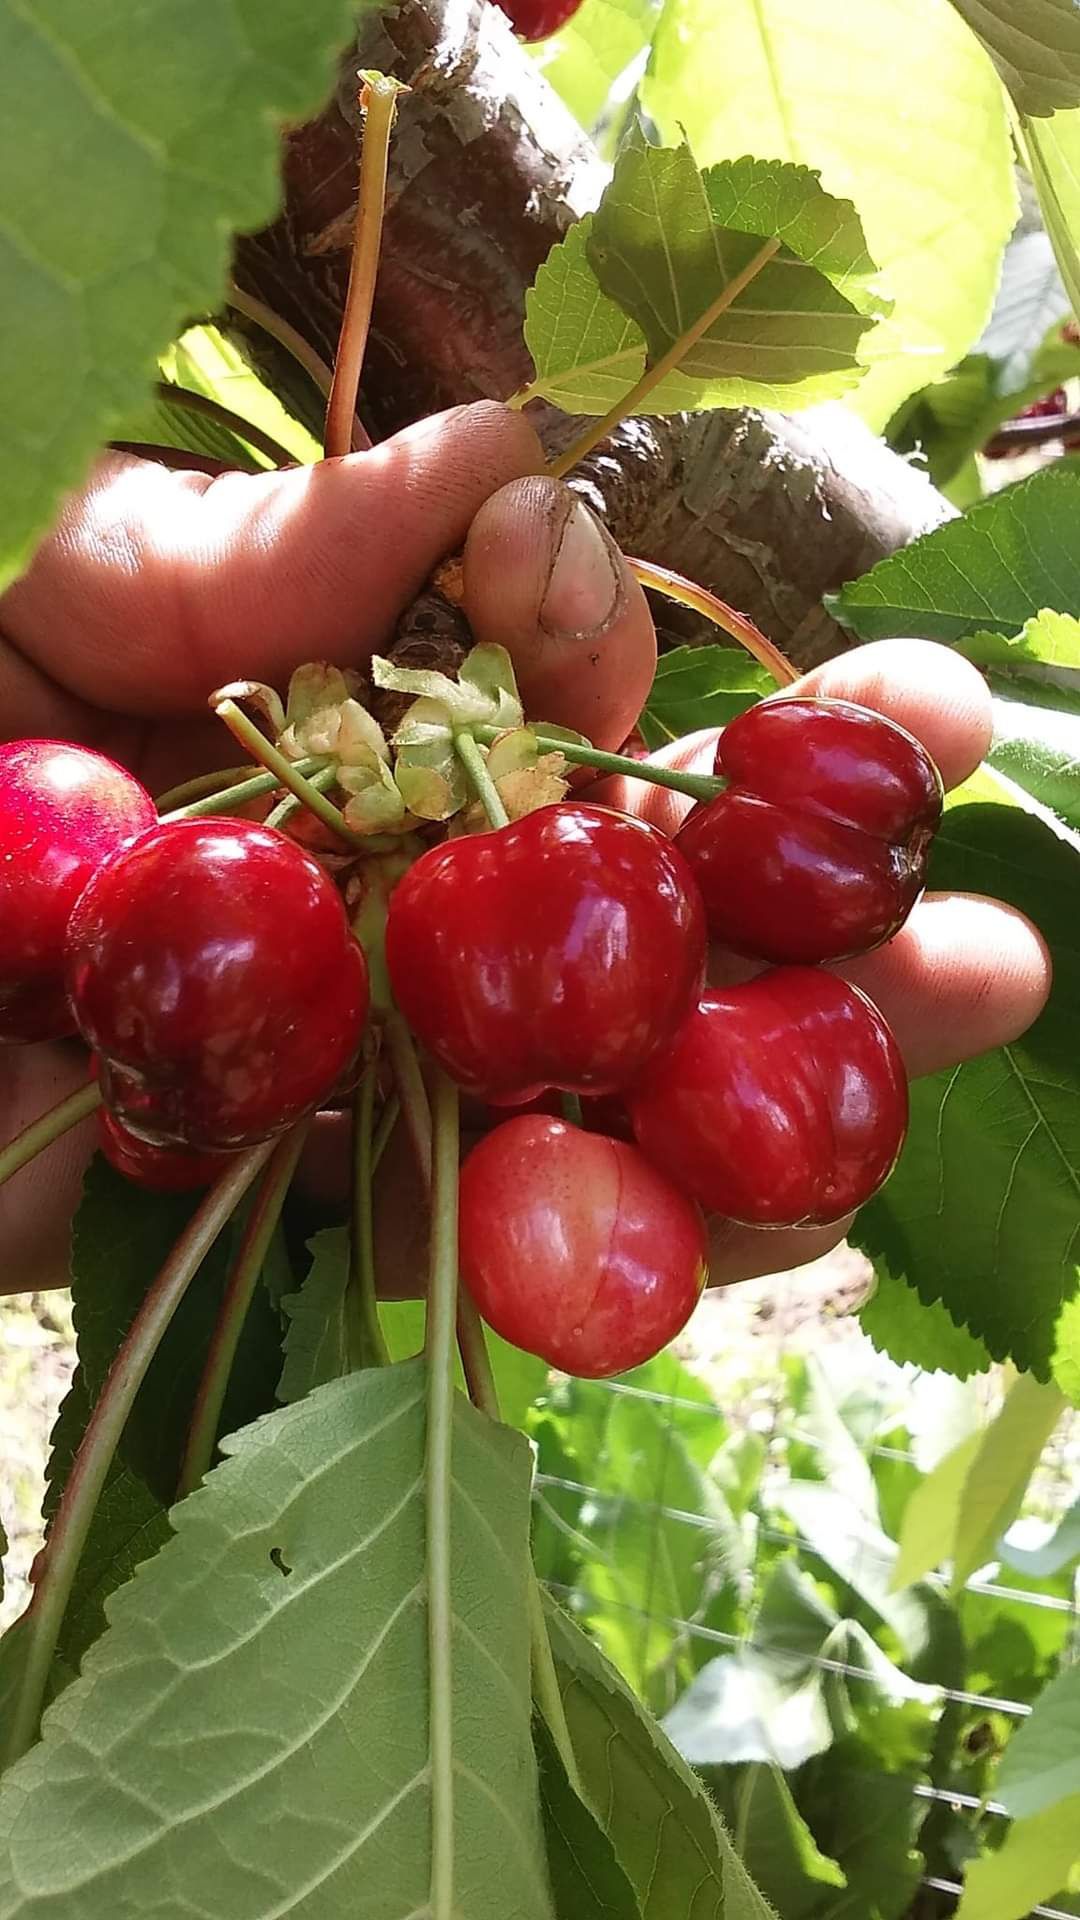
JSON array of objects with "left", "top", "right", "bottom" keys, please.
[{"left": 0, "top": 405, "right": 1051, "bottom": 1296}]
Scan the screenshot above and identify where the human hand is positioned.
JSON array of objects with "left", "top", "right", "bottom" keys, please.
[{"left": 0, "top": 404, "right": 1051, "bottom": 1296}]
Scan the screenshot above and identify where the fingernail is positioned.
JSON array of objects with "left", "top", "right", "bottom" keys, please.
[{"left": 540, "top": 497, "right": 624, "bottom": 639}]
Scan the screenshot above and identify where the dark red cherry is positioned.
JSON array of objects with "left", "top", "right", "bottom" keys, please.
[
  {"left": 385, "top": 803, "right": 706, "bottom": 1103},
  {"left": 0, "top": 740, "right": 156, "bottom": 1043},
  {"left": 67, "top": 819, "right": 369, "bottom": 1150},
  {"left": 676, "top": 698, "right": 942, "bottom": 964},
  {"left": 98, "top": 1109, "right": 234, "bottom": 1193},
  {"left": 495, "top": 0, "right": 583, "bottom": 40},
  {"left": 458, "top": 1115, "right": 708, "bottom": 1377},
  {"left": 628, "top": 968, "right": 908, "bottom": 1228}
]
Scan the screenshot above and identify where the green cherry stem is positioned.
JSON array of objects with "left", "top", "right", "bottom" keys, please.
[
  {"left": 162, "top": 757, "right": 329, "bottom": 823},
  {"left": 455, "top": 1291, "right": 583, "bottom": 1797},
  {"left": 385, "top": 1010, "right": 433, "bottom": 1185},
  {"left": 264, "top": 764, "right": 337, "bottom": 832},
  {"left": 453, "top": 731, "right": 511, "bottom": 830},
  {"left": 4, "top": 1143, "right": 275, "bottom": 1768},
  {"left": 349, "top": 1064, "right": 390, "bottom": 1369},
  {"left": 0, "top": 1080, "right": 103, "bottom": 1190},
  {"left": 371, "top": 1092, "right": 400, "bottom": 1171},
  {"left": 627, "top": 557, "right": 799, "bottom": 688},
  {"left": 560, "top": 1092, "right": 584, "bottom": 1128},
  {"left": 471, "top": 723, "right": 722, "bottom": 804},
  {"left": 425, "top": 1069, "right": 460, "bottom": 1920},
  {"left": 210, "top": 698, "right": 370, "bottom": 849},
  {"left": 177, "top": 1126, "right": 311, "bottom": 1500},
  {"left": 155, "top": 765, "right": 254, "bottom": 810}
]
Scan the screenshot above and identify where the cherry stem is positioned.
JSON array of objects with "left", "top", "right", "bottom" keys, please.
[
  {"left": 264, "top": 764, "right": 337, "bottom": 832},
  {"left": 454, "top": 730, "right": 511, "bottom": 830},
  {"left": 155, "top": 766, "right": 254, "bottom": 810},
  {"left": 371, "top": 1091, "right": 400, "bottom": 1170},
  {"left": 176, "top": 1127, "right": 310, "bottom": 1500},
  {"left": 385, "top": 1010, "right": 433, "bottom": 1185},
  {"left": 455, "top": 1291, "right": 583, "bottom": 1796},
  {"left": 472, "top": 722, "right": 721, "bottom": 804},
  {"left": 627, "top": 557, "right": 799, "bottom": 688},
  {"left": 560, "top": 1093, "right": 584, "bottom": 1128},
  {"left": 545, "top": 237, "right": 781, "bottom": 482},
  {"left": 324, "top": 76, "right": 405, "bottom": 460},
  {"left": 162, "top": 756, "right": 329, "bottom": 823},
  {"left": 349, "top": 1064, "right": 390, "bottom": 1369},
  {"left": 227, "top": 281, "right": 373, "bottom": 449},
  {"left": 425, "top": 1069, "right": 460, "bottom": 1920},
  {"left": 0, "top": 1081, "right": 102, "bottom": 1191},
  {"left": 154, "top": 381, "right": 293, "bottom": 470},
  {"left": 4, "top": 1144, "right": 274, "bottom": 1767},
  {"left": 210, "top": 698, "right": 370, "bottom": 849},
  {"left": 382, "top": 1021, "right": 579, "bottom": 1788}
]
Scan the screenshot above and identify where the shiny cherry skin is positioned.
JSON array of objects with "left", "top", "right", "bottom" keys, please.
[
  {"left": 676, "top": 698, "right": 943, "bottom": 965},
  {"left": 385, "top": 803, "right": 706, "bottom": 1103},
  {"left": 458, "top": 1116, "right": 708, "bottom": 1377},
  {"left": 628, "top": 967, "right": 908, "bottom": 1228},
  {"left": 98, "top": 1109, "right": 234, "bottom": 1193},
  {"left": 0, "top": 740, "right": 156, "bottom": 1044},
  {"left": 496, "top": 0, "right": 583, "bottom": 40},
  {"left": 67, "top": 819, "right": 369, "bottom": 1150}
]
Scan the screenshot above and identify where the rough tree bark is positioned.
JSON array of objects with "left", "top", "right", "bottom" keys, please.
[{"left": 233, "top": 0, "right": 952, "bottom": 666}]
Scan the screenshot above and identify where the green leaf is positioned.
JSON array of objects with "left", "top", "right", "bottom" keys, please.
[
  {"left": 0, "top": 1366, "right": 553, "bottom": 1918},
  {"left": 529, "top": 0, "right": 658, "bottom": 141},
  {"left": 1021, "top": 107, "right": 1080, "bottom": 317},
  {"left": 995, "top": 1661, "right": 1080, "bottom": 1817},
  {"left": 892, "top": 1432, "right": 984, "bottom": 1592},
  {"left": 523, "top": 139, "right": 885, "bottom": 414},
  {"left": 639, "top": 647, "right": 771, "bottom": 749},
  {"left": 795, "top": 1761, "right": 925, "bottom": 1920},
  {"left": 535, "top": 1719, "right": 643, "bottom": 1919},
  {"left": 664, "top": 1558, "right": 938, "bottom": 1771},
  {"left": 979, "top": 231, "right": 1072, "bottom": 389},
  {"left": 1001, "top": 1495, "right": 1080, "bottom": 1577},
  {"left": 278, "top": 1226, "right": 355, "bottom": 1403},
  {"left": 38, "top": 1369, "right": 171, "bottom": 1705},
  {"left": 828, "top": 468, "right": 1080, "bottom": 645},
  {"left": 853, "top": 804, "right": 1080, "bottom": 1378},
  {"left": 989, "top": 695, "right": 1080, "bottom": 830},
  {"left": 705, "top": 1765, "right": 846, "bottom": 1918},
  {"left": 946, "top": 0, "right": 1080, "bottom": 116},
  {"left": 860, "top": 1264, "right": 992, "bottom": 1380},
  {"left": 951, "top": 1373, "right": 1066, "bottom": 1590},
  {"left": 547, "top": 1600, "right": 776, "bottom": 1919},
  {"left": 641, "top": 0, "right": 1016, "bottom": 429},
  {"left": 956, "top": 1795, "right": 1080, "bottom": 1920},
  {"left": 568, "top": 1391, "right": 742, "bottom": 1715},
  {"left": 966, "top": 609, "right": 1080, "bottom": 672},
  {"left": 0, "top": 0, "right": 363, "bottom": 593}
]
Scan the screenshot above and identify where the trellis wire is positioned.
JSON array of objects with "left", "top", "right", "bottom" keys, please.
[{"left": 535, "top": 1286, "right": 1080, "bottom": 1920}]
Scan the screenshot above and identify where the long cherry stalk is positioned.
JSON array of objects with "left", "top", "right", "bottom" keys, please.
[
  {"left": 0, "top": 1081, "right": 102, "bottom": 1191},
  {"left": 324, "top": 76, "right": 406, "bottom": 459},
  {"left": 177, "top": 1126, "right": 311, "bottom": 1498},
  {"left": 4, "top": 1144, "right": 275, "bottom": 1768},
  {"left": 425, "top": 1070, "right": 460, "bottom": 1920}
]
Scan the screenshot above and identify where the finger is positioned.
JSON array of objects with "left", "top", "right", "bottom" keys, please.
[
  {"left": 1, "top": 403, "right": 542, "bottom": 716},
  {"left": 462, "top": 476, "right": 657, "bottom": 751},
  {"left": 0, "top": 1044, "right": 97, "bottom": 1296},
  {"left": 588, "top": 637, "right": 994, "bottom": 831},
  {"left": 838, "top": 891, "right": 1051, "bottom": 1076},
  {"left": 784, "top": 637, "right": 993, "bottom": 789}
]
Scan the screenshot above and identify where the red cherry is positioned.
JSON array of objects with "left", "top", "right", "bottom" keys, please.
[
  {"left": 385, "top": 803, "right": 706, "bottom": 1103},
  {"left": 66, "top": 819, "right": 369, "bottom": 1149},
  {"left": 0, "top": 740, "right": 156, "bottom": 1044},
  {"left": 628, "top": 968, "right": 908, "bottom": 1228},
  {"left": 98, "top": 1109, "right": 234, "bottom": 1193},
  {"left": 676, "top": 698, "right": 942, "bottom": 964},
  {"left": 458, "top": 1115, "right": 708, "bottom": 1377},
  {"left": 494, "top": 0, "right": 583, "bottom": 40}
]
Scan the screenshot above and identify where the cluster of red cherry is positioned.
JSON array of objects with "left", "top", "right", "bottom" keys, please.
[{"left": 0, "top": 692, "right": 941, "bottom": 1378}]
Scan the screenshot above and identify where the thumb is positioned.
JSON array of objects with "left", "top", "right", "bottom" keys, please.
[{"left": 2, "top": 403, "right": 542, "bottom": 716}]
